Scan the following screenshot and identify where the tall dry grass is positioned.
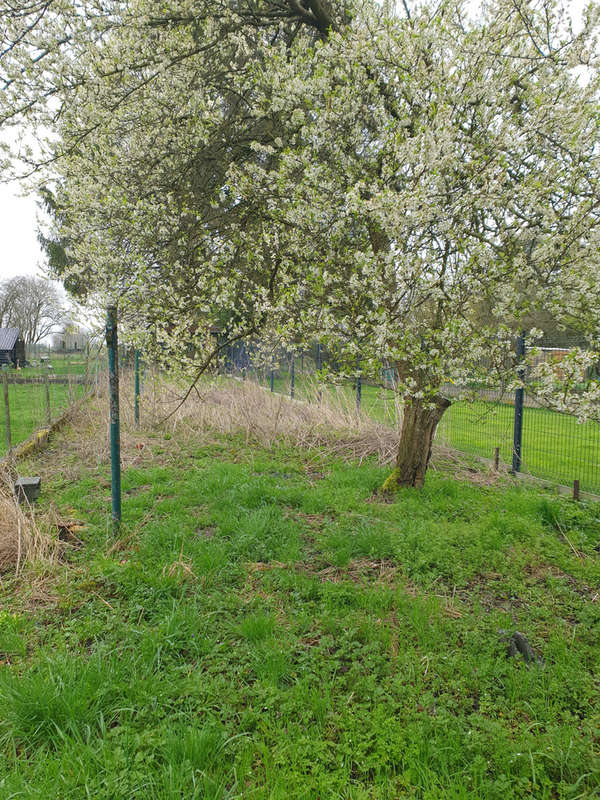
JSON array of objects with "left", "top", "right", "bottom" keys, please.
[
  {"left": 142, "top": 376, "right": 401, "bottom": 465},
  {"left": 0, "top": 467, "right": 62, "bottom": 575},
  {"left": 136, "top": 374, "right": 476, "bottom": 476}
]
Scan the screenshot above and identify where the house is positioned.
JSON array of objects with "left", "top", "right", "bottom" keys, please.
[
  {"left": 52, "top": 327, "right": 88, "bottom": 352},
  {"left": 0, "top": 328, "right": 25, "bottom": 367}
]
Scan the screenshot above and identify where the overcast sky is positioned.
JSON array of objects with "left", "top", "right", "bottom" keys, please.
[{"left": 0, "top": 0, "right": 589, "bottom": 285}]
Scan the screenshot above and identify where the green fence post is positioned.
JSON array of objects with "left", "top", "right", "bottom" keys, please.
[
  {"left": 134, "top": 349, "right": 141, "bottom": 427},
  {"left": 512, "top": 333, "right": 526, "bottom": 474},
  {"left": 67, "top": 353, "right": 73, "bottom": 404},
  {"left": 84, "top": 341, "right": 90, "bottom": 393},
  {"left": 317, "top": 342, "right": 323, "bottom": 403},
  {"left": 106, "top": 305, "right": 122, "bottom": 533},
  {"left": 290, "top": 355, "right": 295, "bottom": 399},
  {"left": 2, "top": 365, "right": 12, "bottom": 459}
]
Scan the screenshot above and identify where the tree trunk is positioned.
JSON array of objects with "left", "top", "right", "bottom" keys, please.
[{"left": 383, "top": 395, "right": 451, "bottom": 491}]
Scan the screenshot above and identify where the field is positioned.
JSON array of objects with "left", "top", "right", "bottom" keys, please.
[
  {"left": 268, "top": 372, "right": 600, "bottom": 494},
  {"left": 0, "top": 353, "right": 103, "bottom": 454},
  {"left": 1, "top": 389, "right": 599, "bottom": 798}
]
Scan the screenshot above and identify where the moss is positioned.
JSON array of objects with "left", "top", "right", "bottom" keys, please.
[
  {"left": 381, "top": 467, "right": 402, "bottom": 493},
  {"left": 12, "top": 428, "right": 50, "bottom": 460}
]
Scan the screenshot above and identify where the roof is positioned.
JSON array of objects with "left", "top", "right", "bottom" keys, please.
[{"left": 0, "top": 328, "right": 20, "bottom": 350}]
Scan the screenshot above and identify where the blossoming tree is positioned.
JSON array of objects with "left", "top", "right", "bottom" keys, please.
[{"left": 2, "top": 0, "right": 600, "bottom": 487}]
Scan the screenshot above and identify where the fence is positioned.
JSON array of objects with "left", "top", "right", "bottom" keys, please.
[
  {"left": 0, "top": 345, "right": 105, "bottom": 458},
  {"left": 221, "top": 338, "right": 600, "bottom": 495},
  {"left": 5, "top": 335, "right": 598, "bottom": 496}
]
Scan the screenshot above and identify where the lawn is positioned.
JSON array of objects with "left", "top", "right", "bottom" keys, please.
[
  {"left": 1, "top": 398, "right": 599, "bottom": 799},
  {"left": 267, "top": 371, "right": 600, "bottom": 494},
  {"left": 437, "top": 401, "right": 600, "bottom": 494},
  {"left": 46, "top": 352, "right": 103, "bottom": 376},
  {"left": 0, "top": 378, "right": 88, "bottom": 455},
  {"left": 0, "top": 353, "right": 108, "bottom": 455}
]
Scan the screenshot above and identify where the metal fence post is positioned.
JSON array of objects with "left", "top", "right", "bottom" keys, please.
[
  {"left": 356, "top": 357, "right": 362, "bottom": 415},
  {"left": 134, "top": 349, "right": 141, "bottom": 427},
  {"left": 67, "top": 353, "right": 73, "bottom": 404},
  {"left": 317, "top": 342, "right": 322, "bottom": 403},
  {"left": 106, "top": 305, "right": 122, "bottom": 533},
  {"left": 290, "top": 355, "right": 295, "bottom": 399},
  {"left": 512, "top": 333, "right": 526, "bottom": 474},
  {"left": 270, "top": 368, "right": 275, "bottom": 392},
  {"left": 84, "top": 341, "right": 90, "bottom": 393},
  {"left": 2, "top": 365, "right": 12, "bottom": 459}
]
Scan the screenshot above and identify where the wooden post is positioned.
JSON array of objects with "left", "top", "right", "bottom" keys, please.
[
  {"left": 573, "top": 479, "right": 580, "bottom": 502},
  {"left": 44, "top": 365, "right": 51, "bottom": 425},
  {"left": 2, "top": 366, "right": 12, "bottom": 459},
  {"left": 494, "top": 447, "right": 500, "bottom": 471}
]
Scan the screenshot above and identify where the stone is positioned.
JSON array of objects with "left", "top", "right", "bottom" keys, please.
[{"left": 14, "top": 477, "right": 41, "bottom": 503}]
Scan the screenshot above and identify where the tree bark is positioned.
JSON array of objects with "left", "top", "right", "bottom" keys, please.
[{"left": 383, "top": 395, "right": 451, "bottom": 491}]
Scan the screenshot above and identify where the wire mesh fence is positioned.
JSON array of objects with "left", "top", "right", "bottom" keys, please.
[
  {"left": 221, "top": 338, "right": 600, "bottom": 495},
  {"left": 5, "top": 332, "right": 599, "bottom": 496},
  {"left": 0, "top": 345, "right": 105, "bottom": 458}
]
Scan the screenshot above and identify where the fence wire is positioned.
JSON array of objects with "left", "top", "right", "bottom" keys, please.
[
  {"left": 0, "top": 347, "right": 104, "bottom": 458},
  {"left": 5, "top": 338, "right": 598, "bottom": 496},
  {"left": 223, "top": 339, "right": 600, "bottom": 495}
]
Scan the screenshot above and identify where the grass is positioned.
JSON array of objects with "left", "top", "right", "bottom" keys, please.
[
  {"left": 0, "top": 379, "right": 87, "bottom": 454},
  {"left": 24, "top": 351, "right": 102, "bottom": 376},
  {"left": 0, "top": 352, "right": 107, "bottom": 454},
  {"left": 1, "top": 395, "right": 599, "bottom": 798},
  {"left": 437, "top": 400, "right": 600, "bottom": 493},
  {"left": 266, "top": 371, "right": 600, "bottom": 493}
]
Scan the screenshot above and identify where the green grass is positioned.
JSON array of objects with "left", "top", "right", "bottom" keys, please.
[
  {"left": 0, "top": 353, "right": 107, "bottom": 454},
  {"left": 437, "top": 401, "right": 600, "bottom": 493},
  {"left": 0, "top": 378, "right": 87, "bottom": 454},
  {"left": 24, "top": 350, "right": 101, "bottom": 375},
  {"left": 266, "top": 371, "right": 600, "bottom": 493},
  {"left": 1, "top": 416, "right": 599, "bottom": 798}
]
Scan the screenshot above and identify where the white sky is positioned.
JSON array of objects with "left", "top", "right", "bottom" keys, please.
[
  {"left": 0, "top": 0, "right": 590, "bottom": 284},
  {"left": 0, "top": 188, "right": 46, "bottom": 282}
]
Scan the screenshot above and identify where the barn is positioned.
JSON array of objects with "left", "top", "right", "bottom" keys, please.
[{"left": 0, "top": 328, "right": 25, "bottom": 367}]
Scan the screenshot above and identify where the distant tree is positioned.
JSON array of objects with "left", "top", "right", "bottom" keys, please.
[{"left": 0, "top": 276, "right": 65, "bottom": 344}]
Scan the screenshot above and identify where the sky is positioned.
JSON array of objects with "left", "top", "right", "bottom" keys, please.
[
  {"left": 0, "top": 188, "right": 46, "bottom": 282},
  {"left": 0, "top": 0, "right": 590, "bottom": 285}
]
